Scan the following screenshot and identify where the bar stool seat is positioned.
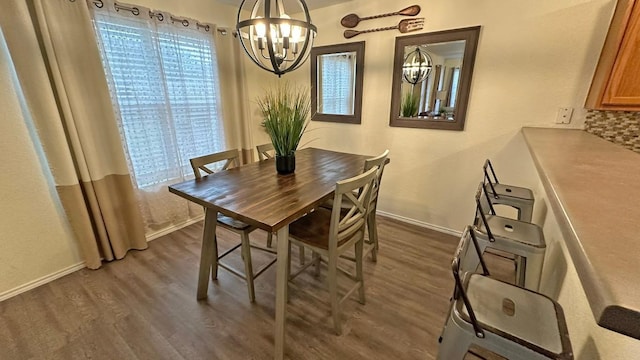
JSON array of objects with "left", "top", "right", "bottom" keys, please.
[
  {"left": 461, "top": 275, "right": 564, "bottom": 354},
  {"left": 485, "top": 182, "right": 534, "bottom": 201},
  {"left": 483, "top": 159, "right": 535, "bottom": 222},
  {"left": 477, "top": 215, "right": 545, "bottom": 248}
]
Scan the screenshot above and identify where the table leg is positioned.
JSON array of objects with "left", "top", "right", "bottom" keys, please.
[
  {"left": 197, "top": 208, "right": 218, "bottom": 300},
  {"left": 274, "top": 225, "right": 289, "bottom": 360}
]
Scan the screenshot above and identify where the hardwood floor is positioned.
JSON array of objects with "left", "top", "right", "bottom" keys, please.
[{"left": 0, "top": 216, "right": 514, "bottom": 360}]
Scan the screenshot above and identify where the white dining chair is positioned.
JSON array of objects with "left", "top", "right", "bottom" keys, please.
[
  {"left": 322, "top": 149, "right": 389, "bottom": 261},
  {"left": 190, "top": 149, "right": 275, "bottom": 302},
  {"left": 256, "top": 142, "right": 275, "bottom": 161},
  {"left": 287, "top": 166, "right": 378, "bottom": 335}
]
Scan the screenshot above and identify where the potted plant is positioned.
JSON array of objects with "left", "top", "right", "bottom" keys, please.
[
  {"left": 401, "top": 91, "right": 419, "bottom": 117},
  {"left": 257, "top": 82, "right": 311, "bottom": 175}
]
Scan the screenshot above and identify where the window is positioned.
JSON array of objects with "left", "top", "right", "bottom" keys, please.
[{"left": 92, "top": 14, "right": 225, "bottom": 188}]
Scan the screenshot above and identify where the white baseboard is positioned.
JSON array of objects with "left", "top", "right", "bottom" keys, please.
[
  {"left": 146, "top": 215, "right": 204, "bottom": 242},
  {"left": 0, "top": 262, "right": 86, "bottom": 302},
  {"left": 376, "top": 210, "right": 462, "bottom": 237}
]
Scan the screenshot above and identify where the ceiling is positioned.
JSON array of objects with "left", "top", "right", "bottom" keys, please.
[{"left": 216, "top": 0, "right": 353, "bottom": 11}]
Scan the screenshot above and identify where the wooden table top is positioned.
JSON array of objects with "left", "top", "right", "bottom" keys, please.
[
  {"left": 168, "top": 148, "right": 374, "bottom": 232},
  {"left": 522, "top": 127, "right": 640, "bottom": 339}
]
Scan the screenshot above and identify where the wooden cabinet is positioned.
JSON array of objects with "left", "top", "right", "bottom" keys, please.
[{"left": 586, "top": 0, "right": 640, "bottom": 110}]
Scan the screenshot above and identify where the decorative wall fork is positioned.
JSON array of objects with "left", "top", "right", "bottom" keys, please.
[
  {"left": 343, "top": 18, "right": 425, "bottom": 39},
  {"left": 340, "top": 5, "right": 421, "bottom": 28}
]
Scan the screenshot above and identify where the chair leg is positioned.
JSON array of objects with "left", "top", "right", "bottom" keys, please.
[
  {"left": 267, "top": 231, "right": 273, "bottom": 248},
  {"left": 299, "top": 245, "right": 305, "bottom": 265},
  {"left": 436, "top": 317, "right": 472, "bottom": 360},
  {"left": 523, "top": 252, "right": 544, "bottom": 291},
  {"left": 313, "top": 252, "right": 321, "bottom": 277},
  {"left": 240, "top": 232, "right": 255, "bottom": 302},
  {"left": 286, "top": 242, "right": 292, "bottom": 303},
  {"left": 355, "top": 240, "right": 365, "bottom": 305},
  {"left": 211, "top": 234, "right": 219, "bottom": 281},
  {"left": 367, "top": 213, "right": 378, "bottom": 262},
  {"left": 515, "top": 255, "right": 525, "bottom": 288},
  {"left": 328, "top": 254, "right": 341, "bottom": 335}
]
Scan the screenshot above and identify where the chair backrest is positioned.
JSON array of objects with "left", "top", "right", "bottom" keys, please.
[
  {"left": 328, "top": 166, "right": 378, "bottom": 250},
  {"left": 256, "top": 143, "right": 275, "bottom": 161},
  {"left": 364, "top": 149, "right": 390, "bottom": 215},
  {"left": 483, "top": 159, "right": 501, "bottom": 199},
  {"left": 190, "top": 149, "right": 240, "bottom": 179},
  {"left": 452, "top": 225, "right": 490, "bottom": 338},
  {"left": 474, "top": 182, "right": 496, "bottom": 242}
]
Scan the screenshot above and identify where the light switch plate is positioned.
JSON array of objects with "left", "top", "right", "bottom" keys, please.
[{"left": 556, "top": 107, "right": 573, "bottom": 124}]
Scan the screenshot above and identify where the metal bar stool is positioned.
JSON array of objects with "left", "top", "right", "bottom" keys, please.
[
  {"left": 483, "top": 159, "right": 535, "bottom": 222},
  {"left": 474, "top": 182, "right": 546, "bottom": 291},
  {"left": 437, "top": 226, "right": 573, "bottom": 360}
]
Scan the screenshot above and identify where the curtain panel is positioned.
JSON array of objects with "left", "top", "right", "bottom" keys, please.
[
  {"left": 0, "top": 0, "right": 148, "bottom": 269},
  {"left": 1, "top": 0, "right": 253, "bottom": 259}
]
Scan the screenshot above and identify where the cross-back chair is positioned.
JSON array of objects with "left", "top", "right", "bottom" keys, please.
[
  {"left": 189, "top": 149, "right": 275, "bottom": 302},
  {"left": 287, "top": 166, "right": 378, "bottom": 335},
  {"left": 322, "top": 149, "right": 389, "bottom": 262},
  {"left": 256, "top": 143, "right": 275, "bottom": 161}
]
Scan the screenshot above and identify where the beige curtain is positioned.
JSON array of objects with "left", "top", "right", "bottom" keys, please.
[
  {"left": 0, "top": 0, "right": 147, "bottom": 269},
  {"left": 215, "top": 28, "right": 256, "bottom": 163}
]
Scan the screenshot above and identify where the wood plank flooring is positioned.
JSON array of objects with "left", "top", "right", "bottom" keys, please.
[{"left": 0, "top": 216, "right": 514, "bottom": 360}]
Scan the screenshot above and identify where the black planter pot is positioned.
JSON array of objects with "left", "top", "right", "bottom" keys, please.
[{"left": 275, "top": 154, "right": 295, "bottom": 175}]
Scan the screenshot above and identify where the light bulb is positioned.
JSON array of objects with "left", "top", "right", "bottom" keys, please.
[
  {"left": 291, "top": 25, "right": 301, "bottom": 42},
  {"left": 255, "top": 16, "right": 266, "bottom": 37},
  {"left": 280, "top": 14, "right": 291, "bottom": 38},
  {"left": 270, "top": 24, "right": 279, "bottom": 43}
]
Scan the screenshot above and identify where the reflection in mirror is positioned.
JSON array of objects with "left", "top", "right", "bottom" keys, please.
[
  {"left": 390, "top": 26, "right": 480, "bottom": 131},
  {"left": 311, "top": 42, "right": 364, "bottom": 124},
  {"left": 318, "top": 51, "right": 356, "bottom": 115},
  {"left": 401, "top": 41, "right": 464, "bottom": 120}
]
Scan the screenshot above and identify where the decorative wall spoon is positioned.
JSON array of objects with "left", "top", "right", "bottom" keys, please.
[
  {"left": 340, "top": 5, "right": 421, "bottom": 28},
  {"left": 343, "top": 18, "right": 425, "bottom": 39}
]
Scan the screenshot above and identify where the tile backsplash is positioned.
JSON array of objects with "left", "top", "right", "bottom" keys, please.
[{"left": 585, "top": 110, "right": 640, "bottom": 153}]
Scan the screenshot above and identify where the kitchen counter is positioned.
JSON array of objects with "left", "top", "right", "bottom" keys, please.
[{"left": 522, "top": 127, "right": 640, "bottom": 339}]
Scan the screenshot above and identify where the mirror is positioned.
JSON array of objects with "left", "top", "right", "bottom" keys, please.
[
  {"left": 311, "top": 41, "right": 365, "bottom": 124},
  {"left": 389, "top": 26, "right": 480, "bottom": 131}
]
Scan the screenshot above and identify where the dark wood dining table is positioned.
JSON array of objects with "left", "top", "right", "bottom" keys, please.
[{"left": 168, "top": 147, "right": 376, "bottom": 360}]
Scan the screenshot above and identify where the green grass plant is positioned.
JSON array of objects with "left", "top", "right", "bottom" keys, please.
[
  {"left": 257, "top": 82, "right": 310, "bottom": 157},
  {"left": 401, "top": 91, "right": 419, "bottom": 118}
]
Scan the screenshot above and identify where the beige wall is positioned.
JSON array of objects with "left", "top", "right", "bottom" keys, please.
[
  {"left": 0, "top": 0, "right": 619, "bottom": 306},
  {"left": 0, "top": 29, "right": 80, "bottom": 298},
  {"left": 244, "top": 0, "right": 616, "bottom": 233}
]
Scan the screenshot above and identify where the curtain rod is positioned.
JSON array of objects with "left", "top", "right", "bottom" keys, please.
[
  {"left": 88, "top": 0, "right": 214, "bottom": 33},
  {"left": 114, "top": 3, "right": 140, "bottom": 16}
]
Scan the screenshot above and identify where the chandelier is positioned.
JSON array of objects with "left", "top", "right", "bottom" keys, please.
[
  {"left": 236, "top": 0, "right": 317, "bottom": 77},
  {"left": 402, "top": 46, "right": 433, "bottom": 85}
]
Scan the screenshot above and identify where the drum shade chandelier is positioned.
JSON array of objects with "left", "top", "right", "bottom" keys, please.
[
  {"left": 236, "top": 0, "right": 317, "bottom": 77},
  {"left": 402, "top": 46, "right": 432, "bottom": 85}
]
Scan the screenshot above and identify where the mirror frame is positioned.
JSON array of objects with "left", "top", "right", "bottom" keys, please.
[
  {"left": 389, "top": 26, "right": 481, "bottom": 131},
  {"left": 311, "top": 41, "right": 365, "bottom": 124}
]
